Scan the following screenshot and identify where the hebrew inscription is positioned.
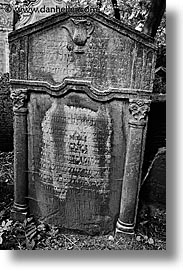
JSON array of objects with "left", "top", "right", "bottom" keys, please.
[
  {"left": 9, "top": 11, "right": 156, "bottom": 232},
  {"left": 29, "top": 28, "right": 78, "bottom": 83},
  {"left": 39, "top": 99, "right": 112, "bottom": 200},
  {"left": 28, "top": 22, "right": 139, "bottom": 89}
]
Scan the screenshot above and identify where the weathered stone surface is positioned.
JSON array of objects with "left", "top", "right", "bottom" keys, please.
[
  {"left": 141, "top": 148, "right": 166, "bottom": 206},
  {"left": 0, "top": 35, "right": 8, "bottom": 74},
  {"left": 116, "top": 99, "right": 150, "bottom": 234},
  {"left": 0, "top": 2, "right": 13, "bottom": 151},
  {"left": 0, "top": 0, "right": 13, "bottom": 75},
  {"left": 9, "top": 12, "right": 156, "bottom": 91},
  {"left": 143, "top": 101, "right": 166, "bottom": 178},
  {"left": 15, "top": 0, "right": 68, "bottom": 30},
  {"left": 0, "top": 73, "right": 13, "bottom": 151},
  {"left": 10, "top": 88, "right": 28, "bottom": 220},
  {"left": 27, "top": 92, "right": 127, "bottom": 233},
  {"left": 28, "top": 24, "right": 135, "bottom": 90},
  {"left": 9, "top": 12, "right": 156, "bottom": 234}
]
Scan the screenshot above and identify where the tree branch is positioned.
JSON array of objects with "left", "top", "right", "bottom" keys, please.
[
  {"left": 13, "top": 10, "right": 21, "bottom": 31},
  {"left": 143, "top": 0, "right": 166, "bottom": 38},
  {"left": 111, "top": 0, "right": 121, "bottom": 20}
]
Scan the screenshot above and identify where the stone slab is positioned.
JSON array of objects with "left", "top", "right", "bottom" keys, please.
[
  {"left": 27, "top": 92, "right": 128, "bottom": 233},
  {"left": 9, "top": 12, "right": 156, "bottom": 92},
  {"left": 9, "top": 11, "right": 156, "bottom": 234}
]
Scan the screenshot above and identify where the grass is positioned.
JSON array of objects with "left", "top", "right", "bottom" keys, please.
[{"left": 0, "top": 151, "right": 166, "bottom": 250}]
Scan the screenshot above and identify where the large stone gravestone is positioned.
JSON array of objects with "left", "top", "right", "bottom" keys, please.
[
  {"left": 0, "top": 0, "right": 13, "bottom": 74},
  {"left": 9, "top": 11, "right": 156, "bottom": 234},
  {"left": 0, "top": 1, "right": 13, "bottom": 151}
]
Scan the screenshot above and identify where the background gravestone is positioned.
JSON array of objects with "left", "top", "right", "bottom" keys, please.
[
  {"left": 0, "top": 73, "right": 13, "bottom": 152},
  {"left": 0, "top": 1, "right": 13, "bottom": 151},
  {"left": 141, "top": 47, "right": 166, "bottom": 207},
  {"left": 141, "top": 147, "right": 166, "bottom": 207},
  {"left": 14, "top": 0, "right": 71, "bottom": 29},
  {"left": 0, "top": 0, "right": 13, "bottom": 74},
  {"left": 9, "top": 11, "right": 156, "bottom": 234}
]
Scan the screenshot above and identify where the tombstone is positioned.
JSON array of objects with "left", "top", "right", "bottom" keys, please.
[
  {"left": 0, "top": 0, "right": 13, "bottom": 74},
  {"left": 141, "top": 147, "right": 166, "bottom": 207},
  {"left": 0, "top": 1, "right": 13, "bottom": 151},
  {"left": 14, "top": 0, "right": 67, "bottom": 30},
  {"left": 14, "top": 0, "right": 99, "bottom": 30},
  {"left": 0, "top": 73, "right": 13, "bottom": 151},
  {"left": 9, "top": 11, "right": 156, "bottom": 234}
]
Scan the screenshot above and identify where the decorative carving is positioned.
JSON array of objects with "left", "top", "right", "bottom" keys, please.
[
  {"left": 129, "top": 99, "right": 151, "bottom": 123},
  {"left": 64, "top": 19, "right": 95, "bottom": 53},
  {"left": 71, "top": 19, "right": 94, "bottom": 46},
  {"left": 10, "top": 88, "right": 27, "bottom": 111},
  {"left": 0, "top": 7, "right": 13, "bottom": 29}
]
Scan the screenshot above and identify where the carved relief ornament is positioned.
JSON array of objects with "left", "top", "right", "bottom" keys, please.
[
  {"left": 10, "top": 88, "right": 27, "bottom": 112},
  {"left": 129, "top": 99, "right": 151, "bottom": 124},
  {"left": 64, "top": 18, "right": 95, "bottom": 53}
]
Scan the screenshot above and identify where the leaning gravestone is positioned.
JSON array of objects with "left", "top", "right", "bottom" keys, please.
[{"left": 9, "top": 11, "right": 156, "bottom": 234}]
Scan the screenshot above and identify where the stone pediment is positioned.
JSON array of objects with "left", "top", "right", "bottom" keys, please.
[{"left": 9, "top": 11, "right": 156, "bottom": 93}]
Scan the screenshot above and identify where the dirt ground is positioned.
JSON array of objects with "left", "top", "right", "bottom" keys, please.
[{"left": 0, "top": 151, "right": 166, "bottom": 250}]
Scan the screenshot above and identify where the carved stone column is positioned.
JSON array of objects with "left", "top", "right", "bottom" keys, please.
[
  {"left": 10, "top": 88, "right": 28, "bottom": 221},
  {"left": 116, "top": 98, "right": 151, "bottom": 234}
]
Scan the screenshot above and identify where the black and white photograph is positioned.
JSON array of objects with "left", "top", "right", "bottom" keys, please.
[{"left": 0, "top": 0, "right": 166, "bottom": 252}]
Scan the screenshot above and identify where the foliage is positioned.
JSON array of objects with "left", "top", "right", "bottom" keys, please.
[
  {"left": 0, "top": 206, "right": 166, "bottom": 250},
  {"left": 0, "top": 210, "right": 166, "bottom": 250},
  {"left": 0, "top": 219, "right": 13, "bottom": 245},
  {"left": 0, "top": 151, "right": 166, "bottom": 250}
]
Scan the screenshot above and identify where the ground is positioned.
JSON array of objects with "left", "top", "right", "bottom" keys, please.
[{"left": 0, "top": 151, "right": 166, "bottom": 250}]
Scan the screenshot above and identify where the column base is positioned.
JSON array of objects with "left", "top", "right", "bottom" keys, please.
[
  {"left": 11, "top": 203, "right": 28, "bottom": 222},
  {"left": 115, "top": 219, "right": 135, "bottom": 235}
]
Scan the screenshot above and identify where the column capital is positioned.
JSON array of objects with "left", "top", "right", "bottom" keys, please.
[
  {"left": 129, "top": 99, "right": 151, "bottom": 125},
  {"left": 10, "top": 88, "right": 28, "bottom": 113}
]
